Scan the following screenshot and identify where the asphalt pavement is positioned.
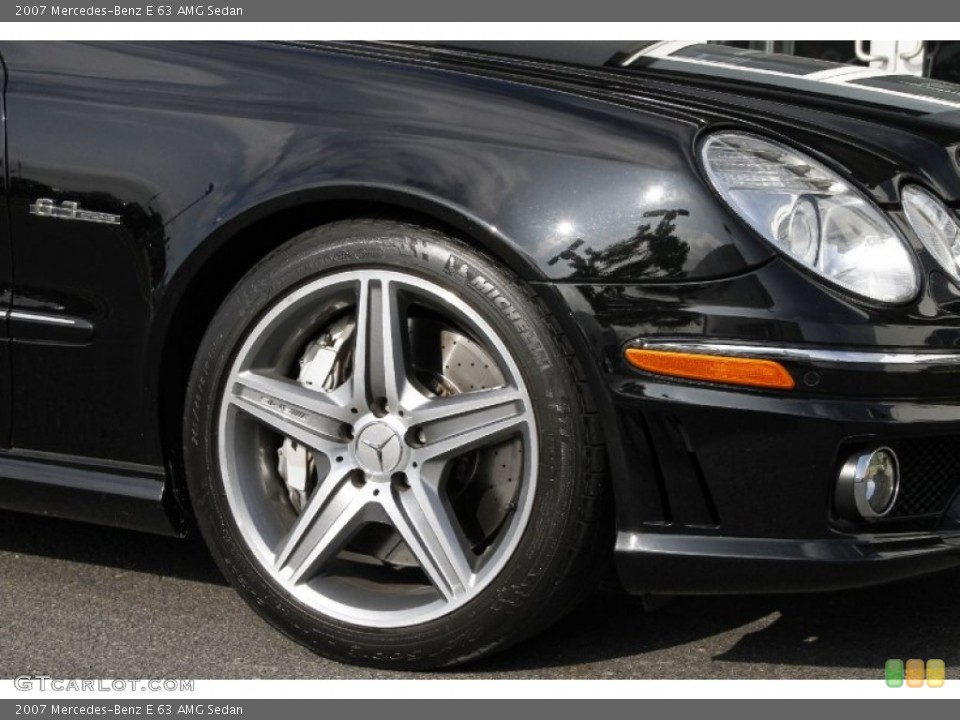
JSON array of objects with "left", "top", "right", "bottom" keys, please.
[{"left": 1, "top": 509, "right": 957, "bottom": 680}]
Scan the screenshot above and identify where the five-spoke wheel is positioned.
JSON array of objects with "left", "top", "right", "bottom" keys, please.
[
  {"left": 185, "top": 220, "right": 608, "bottom": 668},
  {"left": 219, "top": 271, "right": 537, "bottom": 626}
]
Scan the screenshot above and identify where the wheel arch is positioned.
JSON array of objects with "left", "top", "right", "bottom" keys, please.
[{"left": 151, "top": 184, "right": 622, "bottom": 532}]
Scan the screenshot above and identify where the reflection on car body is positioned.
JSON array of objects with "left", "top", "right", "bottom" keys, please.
[{"left": 1, "top": 39, "right": 960, "bottom": 668}]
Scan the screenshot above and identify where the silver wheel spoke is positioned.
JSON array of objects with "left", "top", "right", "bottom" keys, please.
[
  {"left": 415, "top": 388, "right": 531, "bottom": 461},
  {"left": 230, "top": 370, "right": 350, "bottom": 455},
  {"left": 382, "top": 482, "right": 472, "bottom": 601},
  {"left": 218, "top": 269, "right": 539, "bottom": 628},
  {"left": 352, "top": 278, "right": 408, "bottom": 411},
  {"left": 412, "top": 386, "right": 524, "bottom": 425},
  {"left": 274, "top": 468, "right": 370, "bottom": 584}
]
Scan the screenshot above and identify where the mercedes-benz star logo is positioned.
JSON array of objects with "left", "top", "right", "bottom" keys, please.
[{"left": 355, "top": 423, "right": 403, "bottom": 474}]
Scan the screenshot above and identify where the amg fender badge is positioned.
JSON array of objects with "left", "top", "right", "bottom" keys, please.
[{"left": 29, "top": 198, "right": 121, "bottom": 225}]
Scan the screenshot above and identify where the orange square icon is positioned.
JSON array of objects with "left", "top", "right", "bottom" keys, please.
[
  {"left": 906, "top": 658, "right": 925, "bottom": 687},
  {"left": 927, "top": 659, "right": 945, "bottom": 688}
]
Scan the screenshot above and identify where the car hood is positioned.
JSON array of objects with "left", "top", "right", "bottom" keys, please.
[
  {"left": 621, "top": 47, "right": 960, "bottom": 205},
  {"left": 623, "top": 43, "right": 960, "bottom": 118},
  {"left": 397, "top": 41, "right": 960, "bottom": 206}
]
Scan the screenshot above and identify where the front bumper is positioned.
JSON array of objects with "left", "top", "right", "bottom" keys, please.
[
  {"left": 616, "top": 530, "right": 960, "bottom": 594},
  {"left": 547, "top": 260, "right": 960, "bottom": 595},
  {"left": 607, "top": 372, "right": 960, "bottom": 593}
]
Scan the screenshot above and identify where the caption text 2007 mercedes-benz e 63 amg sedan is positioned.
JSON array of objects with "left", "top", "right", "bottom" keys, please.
[{"left": 3, "top": 40, "right": 960, "bottom": 668}]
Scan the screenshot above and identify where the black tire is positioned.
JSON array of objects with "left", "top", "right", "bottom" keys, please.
[{"left": 183, "top": 219, "right": 611, "bottom": 669}]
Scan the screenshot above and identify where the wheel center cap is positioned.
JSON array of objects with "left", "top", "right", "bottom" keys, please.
[{"left": 354, "top": 422, "right": 403, "bottom": 475}]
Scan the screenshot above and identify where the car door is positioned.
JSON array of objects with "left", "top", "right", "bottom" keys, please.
[
  {"left": 1, "top": 42, "right": 168, "bottom": 466},
  {"left": 0, "top": 51, "right": 12, "bottom": 450}
]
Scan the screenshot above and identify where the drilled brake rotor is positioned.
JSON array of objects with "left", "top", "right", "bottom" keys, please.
[{"left": 277, "top": 313, "right": 523, "bottom": 569}]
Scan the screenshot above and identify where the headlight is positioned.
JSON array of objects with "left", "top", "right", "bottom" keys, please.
[
  {"left": 701, "top": 132, "right": 919, "bottom": 303},
  {"left": 901, "top": 184, "right": 960, "bottom": 284}
]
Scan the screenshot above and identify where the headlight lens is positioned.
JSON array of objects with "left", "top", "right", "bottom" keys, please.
[
  {"left": 901, "top": 184, "right": 960, "bottom": 284},
  {"left": 701, "top": 132, "right": 919, "bottom": 303}
]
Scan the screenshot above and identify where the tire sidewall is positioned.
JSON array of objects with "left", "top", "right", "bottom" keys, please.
[{"left": 184, "top": 220, "right": 589, "bottom": 668}]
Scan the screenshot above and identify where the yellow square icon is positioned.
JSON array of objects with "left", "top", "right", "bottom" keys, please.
[
  {"left": 906, "top": 659, "right": 925, "bottom": 688},
  {"left": 927, "top": 659, "right": 945, "bottom": 688}
]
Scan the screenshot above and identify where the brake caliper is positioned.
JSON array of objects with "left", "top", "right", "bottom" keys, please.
[{"left": 277, "top": 315, "right": 354, "bottom": 512}]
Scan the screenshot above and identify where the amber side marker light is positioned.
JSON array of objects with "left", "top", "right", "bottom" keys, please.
[{"left": 624, "top": 348, "right": 795, "bottom": 390}]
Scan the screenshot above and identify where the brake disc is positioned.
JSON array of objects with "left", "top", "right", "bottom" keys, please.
[
  {"left": 277, "top": 314, "right": 523, "bottom": 568},
  {"left": 437, "top": 329, "right": 522, "bottom": 552}
]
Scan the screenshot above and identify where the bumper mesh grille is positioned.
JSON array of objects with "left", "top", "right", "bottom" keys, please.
[{"left": 886, "top": 437, "right": 960, "bottom": 518}]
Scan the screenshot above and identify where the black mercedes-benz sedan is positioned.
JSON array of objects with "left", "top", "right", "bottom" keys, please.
[{"left": 2, "top": 39, "right": 960, "bottom": 669}]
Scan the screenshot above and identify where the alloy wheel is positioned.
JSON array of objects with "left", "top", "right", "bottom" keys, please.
[{"left": 216, "top": 270, "right": 538, "bottom": 628}]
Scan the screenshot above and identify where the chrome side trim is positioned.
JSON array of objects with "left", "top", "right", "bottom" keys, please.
[
  {"left": 10, "top": 310, "right": 80, "bottom": 326},
  {"left": 634, "top": 340, "right": 960, "bottom": 367},
  {"left": 8, "top": 309, "right": 95, "bottom": 343}
]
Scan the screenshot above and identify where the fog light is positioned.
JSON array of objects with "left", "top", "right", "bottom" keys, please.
[{"left": 836, "top": 447, "right": 900, "bottom": 520}]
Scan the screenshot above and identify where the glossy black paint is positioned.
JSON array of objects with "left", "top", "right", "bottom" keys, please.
[
  {"left": 616, "top": 531, "right": 960, "bottom": 594},
  {"left": 2, "top": 41, "right": 960, "bottom": 589},
  {"left": 0, "top": 52, "right": 11, "bottom": 451},
  {"left": 0, "top": 40, "right": 776, "bottom": 469},
  {"left": 0, "top": 451, "right": 175, "bottom": 536}
]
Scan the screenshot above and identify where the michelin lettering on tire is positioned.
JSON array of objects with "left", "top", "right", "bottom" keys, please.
[
  {"left": 444, "top": 254, "right": 551, "bottom": 370},
  {"left": 183, "top": 220, "right": 608, "bottom": 669}
]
